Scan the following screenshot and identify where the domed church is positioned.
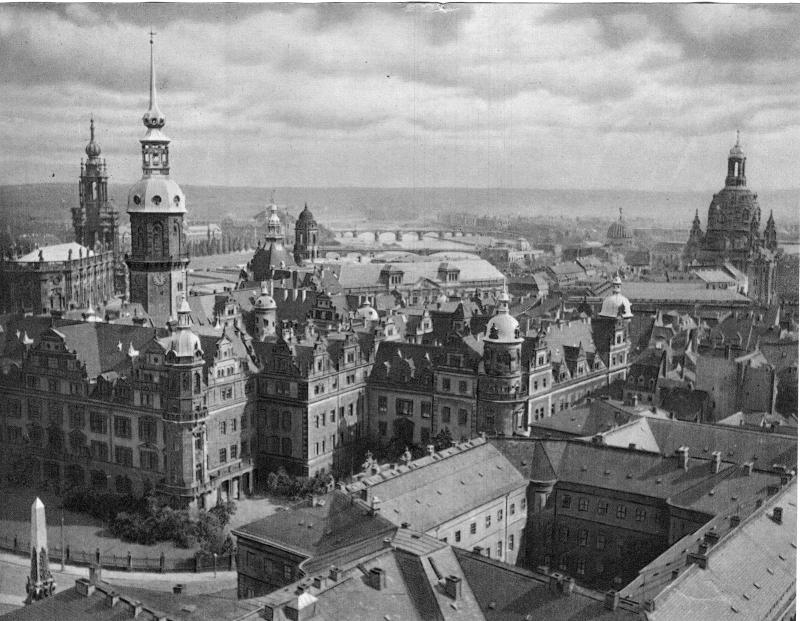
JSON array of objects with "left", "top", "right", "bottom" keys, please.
[
  {"left": 606, "top": 208, "right": 634, "bottom": 249},
  {"left": 683, "top": 133, "right": 778, "bottom": 305}
]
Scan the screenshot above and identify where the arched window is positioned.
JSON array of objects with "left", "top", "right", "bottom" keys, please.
[
  {"left": 194, "top": 372, "right": 201, "bottom": 392},
  {"left": 152, "top": 223, "right": 163, "bottom": 258}
]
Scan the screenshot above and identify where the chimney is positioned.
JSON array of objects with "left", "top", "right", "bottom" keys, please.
[
  {"left": 767, "top": 484, "right": 779, "bottom": 496},
  {"left": 675, "top": 446, "right": 689, "bottom": 471},
  {"left": 628, "top": 443, "right": 637, "bottom": 451},
  {"left": 730, "top": 514, "right": 741, "bottom": 528},
  {"left": 105, "top": 591, "right": 120, "bottom": 608},
  {"left": 472, "top": 546, "right": 484, "bottom": 556},
  {"left": 711, "top": 451, "right": 722, "bottom": 474},
  {"left": 772, "top": 507, "right": 783, "bottom": 524},
  {"left": 328, "top": 566, "right": 341, "bottom": 582},
  {"left": 368, "top": 567, "right": 386, "bottom": 590},
  {"left": 604, "top": 590, "right": 620, "bottom": 611},
  {"left": 780, "top": 474, "right": 790, "bottom": 487},
  {"left": 312, "top": 576, "right": 325, "bottom": 590},
  {"left": 444, "top": 575, "right": 462, "bottom": 600},
  {"left": 172, "top": 584, "right": 184, "bottom": 595},
  {"left": 703, "top": 530, "right": 720, "bottom": 547},
  {"left": 743, "top": 462, "right": 754, "bottom": 476}
]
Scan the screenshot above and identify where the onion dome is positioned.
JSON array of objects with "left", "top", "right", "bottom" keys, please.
[
  {"left": 357, "top": 301, "right": 379, "bottom": 322},
  {"left": 607, "top": 208, "right": 633, "bottom": 240},
  {"left": 485, "top": 288, "right": 522, "bottom": 343},
  {"left": 599, "top": 275, "right": 633, "bottom": 319},
  {"left": 84, "top": 117, "right": 101, "bottom": 159},
  {"left": 297, "top": 203, "right": 316, "bottom": 224},
  {"left": 168, "top": 296, "right": 203, "bottom": 359},
  {"left": 254, "top": 281, "right": 277, "bottom": 311}
]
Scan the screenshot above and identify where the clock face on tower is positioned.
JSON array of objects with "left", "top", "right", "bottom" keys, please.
[{"left": 153, "top": 274, "right": 166, "bottom": 287}]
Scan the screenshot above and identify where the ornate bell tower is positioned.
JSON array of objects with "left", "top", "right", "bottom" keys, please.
[
  {"left": 294, "top": 203, "right": 319, "bottom": 265},
  {"left": 125, "top": 33, "right": 189, "bottom": 326}
]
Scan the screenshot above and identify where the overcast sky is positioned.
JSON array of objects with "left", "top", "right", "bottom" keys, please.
[{"left": 1, "top": 3, "right": 798, "bottom": 191}]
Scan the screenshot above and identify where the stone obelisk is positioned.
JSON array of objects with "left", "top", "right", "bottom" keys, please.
[{"left": 25, "top": 497, "right": 55, "bottom": 604}]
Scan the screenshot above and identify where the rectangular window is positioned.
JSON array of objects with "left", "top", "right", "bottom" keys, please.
[
  {"left": 596, "top": 533, "right": 606, "bottom": 551},
  {"left": 635, "top": 508, "right": 647, "bottom": 522},
  {"left": 578, "top": 498, "right": 589, "bottom": 512},
  {"left": 69, "top": 408, "right": 85, "bottom": 429},
  {"left": 396, "top": 399, "right": 413, "bottom": 416},
  {"left": 498, "top": 509, "right": 503, "bottom": 521},
  {"left": 559, "top": 526, "right": 569, "bottom": 542},
  {"left": 28, "top": 399, "right": 42, "bottom": 420},
  {"left": 577, "top": 559, "right": 586, "bottom": 576},
  {"left": 283, "top": 565, "right": 292, "bottom": 581},
  {"left": 597, "top": 501, "right": 608, "bottom": 515},
  {"left": 442, "top": 378, "right": 451, "bottom": 392},
  {"left": 521, "top": 497, "right": 526, "bottom": 510},
  {"left": 579, "top": 529, "right": 588, "bottom": 547},
  {"left": 441, "top": 406, "right": 451, "bottom": 423},
  {"left": 420, "top": 402, "right": 431, "bottom": 418},
  {"left": 459, "top": 380, "right": 468, "bottom": 394},
  {"left": 91, "top": 441, "right": 109, "bottom": 462},
  {"left": 378, "top": 421, "right": 387, "bottom": 436},
  {"left": 113, "top": 416, "right": 131, "bottom": 439},
  {"left": 508, "top": 534, "right": 514, "bottom": 550},
  {"left": 616, "top": 505, "right": 627, "bottom": 520},
  {"left": 220, "top": 420, "right": 227, "bottom": 435},
  {"left": 485, "top": 515, "right": 491, "bottom": 528},
  {"left": 458, "top": 409, "right": 468, "bottom": 426},
  {"left": 48, "top": 379, "right": 59, "bottom": 393},
  {"left": 496, "top": 541, "right": 502, "bottom": 557},
  {"left": 510, "top": 503, "right": 516, "bottom": 516},
  {"left": 7, "top": 426, "right": 22, "bottom": 444},
  {"left": 561, "top": 494, "right": 572, "bottom": 509},
  {"left": 48, "top": 402, "right": 63, "bottom": 426},
  {"left": 231, "top": 418, "right": 237, "bottom": 432},
  {"left": 140, "top": 450, "right": 159, "bottom": 471},
  {"left": 470, "top": 522, "right": 476, "bottom": 535},
  {"left": 114, "top": 445, "right": 133, "bottom": 467},
  {"left": 455, "top": 530, "right": 461, "bottom": 543},
  {"left": 138, "top": 418, "right": 157, "bottom": 444},
  {"left": 219, "top": 448, "right": 227, "bottom": 463},
  {"left": 230, "top": 444, "right": 238, "bottom": 460},
  {"left": 378, "top": 396, "right": 388, "bottom": 413}
]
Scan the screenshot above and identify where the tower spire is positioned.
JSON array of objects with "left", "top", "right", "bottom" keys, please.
[{"left": 143, "top": 31, "right": 165, "bottom": 131}]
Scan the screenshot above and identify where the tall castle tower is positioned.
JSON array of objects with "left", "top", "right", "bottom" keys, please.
[
  {"left": 684, "top": 133, "right": 777, "bottom": 305},
  {"left": 73, "top": 119, "right": 127, "bottom": 295},
  {"left": 294, "top": 203, "right": 319, "bottom": 265},
  {"left": 125, "top": 34, "right": 189, "bottom": 325},
  {"left": 477, "top": 289, "right": 527, "bottom": 436}
]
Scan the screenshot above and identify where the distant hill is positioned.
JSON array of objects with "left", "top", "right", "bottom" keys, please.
[{"left": 1, "top": 183, "right": 797, "bottom": 238}]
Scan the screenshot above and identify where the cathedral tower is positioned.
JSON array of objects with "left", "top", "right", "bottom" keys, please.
[
  {"left": 294, "top": 203, "right": 319, "bottom": 265},
  {"left": 125, "top": 34, "right": 189, "bottom": 325}
]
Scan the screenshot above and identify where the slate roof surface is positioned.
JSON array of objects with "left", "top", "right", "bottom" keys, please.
[
  {"left": 649, "top": 481, "right": 797, "bottom": 621},
  {"left": 619, "top": 281, "right": 751, "bottom": 303},
  {"left": 352, "top": 441, "right": 527, "bottom": 533},
  {"left": 454, "top": 549, "right": 639, "bottom": 621},
  {"left": 333, "top": 259, "right": 504, "bottom": 290},
  {"left": 0, "top": 581, "right": 261, "bottom": 621},
  {"left": 16, "top": 242, "right": 94, "bottom": 262},
  {"left": 232, "top": 491, "right": 397, "bottom": 559}
]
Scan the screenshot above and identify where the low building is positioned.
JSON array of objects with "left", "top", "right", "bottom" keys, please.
[
  {"left": 345, "top": 437, "right": 529, "bottom": 564},
  {"left": 232, "top": 490, "right": 398, "bottom": 598}
]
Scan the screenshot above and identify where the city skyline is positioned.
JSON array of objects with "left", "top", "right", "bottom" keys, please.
[{"left": 1, "top": 3, "right": 799, "bottom": 191}]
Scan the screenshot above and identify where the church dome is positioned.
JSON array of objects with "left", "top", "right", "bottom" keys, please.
[
  {"left": 297, "top": 204, "right": 316, "bottom": 224},
  {"left": 599, "top": 276, "right": 633, "bottom": 319},
  {"left": 128, "top": 176, "right": 186, "bottom": 213}
]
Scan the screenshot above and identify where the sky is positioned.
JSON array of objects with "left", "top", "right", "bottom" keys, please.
[{"left": 1, "top": 3, "right": 799, "bottom": 191}]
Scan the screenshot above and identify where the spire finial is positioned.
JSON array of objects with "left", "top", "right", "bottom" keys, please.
[
  {"left": 142, "top": 31, "right": 165, "bottom": 130},
  {"left": 619, "top": 207, "right": 623, "bottom": 220},
  {"left": 736, "top": 129, "right": 740, "bottom": 146},
  {"left": 90, "top": 115, "right": 95, "bottom": 141}
]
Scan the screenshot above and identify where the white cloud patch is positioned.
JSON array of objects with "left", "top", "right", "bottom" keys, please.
[{"left": 0, "top": 3, "right": 798, "bottom": 190}]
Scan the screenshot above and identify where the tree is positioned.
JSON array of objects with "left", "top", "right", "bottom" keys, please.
[{"left": 432, "top": 427, "right": 453, "bottom": 452}]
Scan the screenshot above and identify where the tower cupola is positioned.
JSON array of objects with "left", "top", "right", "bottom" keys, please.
[
  {"left": 84, "top": 117, "right": 102, "bottom": 160},
  {"left": 725, "top": 130, "right": 747, "bottom": 188}
]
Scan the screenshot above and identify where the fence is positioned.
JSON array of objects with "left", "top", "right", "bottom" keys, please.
[{"left": 0, "top": 534, "right": 235, "bottom": 573}]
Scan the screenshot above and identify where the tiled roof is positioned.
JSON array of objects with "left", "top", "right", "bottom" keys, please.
[
  {"left": 333, "top": 258, "right": 504, "bottom": 290},
  {"left": 619, "top": 282, "right": 751, "bottom": 303},
  {"left": 649, "top": 481, "right": 797, "bottom": 621}
]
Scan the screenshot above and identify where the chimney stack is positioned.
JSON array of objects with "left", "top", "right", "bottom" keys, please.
[
  {"left": 730, "top": 514, "right": 741, "bottom": 528},
  {"left": 743, "top": 462, "right": 754, "bottom": 476},
  {"left": 676, "top": 446, "right": 689, "bottom": 471},
  {"left": 368, "top": 567, "right": 386, "bottom": 590},
  {"left": 711, "top": 451, "right": 722, "bottom": 474},
  {"left": 444, "top": 575, "right": 462, "bottom": 600},
  {"left": 604, "top": 590, "right": 620, "bottom": 611},
  {"left": 772, "top": 507, "right": 783, "bottom": 524},
  {"left": 328, "top": 566, "right": 341, "bottom": 582}
]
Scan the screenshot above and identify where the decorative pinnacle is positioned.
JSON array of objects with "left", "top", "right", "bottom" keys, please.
[{"left": 736, "top": 129, "right": 740, "bottom": 147}]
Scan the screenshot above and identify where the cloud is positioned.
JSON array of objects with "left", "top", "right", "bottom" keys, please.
[{"left": 0, "top": 3, "right": 798, "bottom": 191}]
